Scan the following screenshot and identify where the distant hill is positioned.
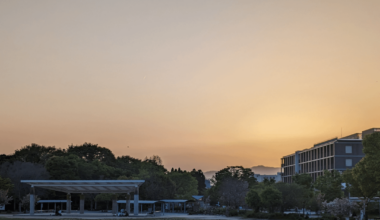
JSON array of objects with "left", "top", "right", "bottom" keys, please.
[
  {"left": 204, "top": 165, "right": 281, "bottom": 180},
  {"left": 251, "top": 165, "right": 281, "bottom": 175}
]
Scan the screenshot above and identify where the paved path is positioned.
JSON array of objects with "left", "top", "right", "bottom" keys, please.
[{"left": 0, "top": 211, "right": 242, "bottom": 220}]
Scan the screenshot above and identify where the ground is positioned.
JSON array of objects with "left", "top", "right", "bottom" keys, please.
[{"left": 0, "top": 212, "right": 242, "bottom": 220}]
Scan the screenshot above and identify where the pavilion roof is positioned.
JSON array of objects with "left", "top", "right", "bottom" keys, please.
[{"left": 20, "top": 180, "right": 145, "bottom": 193}]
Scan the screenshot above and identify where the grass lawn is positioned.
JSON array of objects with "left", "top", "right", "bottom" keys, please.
[{"left": 0, "top": 218, "right": 193, "bottom": 220}]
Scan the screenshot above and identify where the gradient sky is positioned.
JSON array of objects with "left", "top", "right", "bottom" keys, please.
[{"left": 1, "top": 0, "right": 380, "bottom": 172}]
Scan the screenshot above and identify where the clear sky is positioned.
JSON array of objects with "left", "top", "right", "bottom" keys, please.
[{"left": 1, "top": 0, "right": 380, "bottom": 172}]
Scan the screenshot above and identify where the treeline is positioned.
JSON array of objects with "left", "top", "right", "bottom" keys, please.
[
  {"left": 202, "top": 166, "right": 343, "bottom": 213},
  {"left": 0, "top": 143, "right": 206, "bottom": 211},
  {"left": 202, "top": 133, "right": 380, "bottom": 219}
]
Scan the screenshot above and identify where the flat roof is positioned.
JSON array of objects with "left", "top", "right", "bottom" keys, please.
[
  {"left": 160, "top": 200, "right": 189, "bottom": 203},
  {"left": 117, "top": 200, "right": 157, "bottom": 204},
  {"left": 38, "top": 200, "right": 69, "bottom": 203},
  {"left": 21, "top": 180, "right": 145, "bottom": 193}
]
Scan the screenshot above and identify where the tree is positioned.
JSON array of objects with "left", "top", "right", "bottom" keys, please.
[
  {"left": 190, "top": 169, "right": 206, "bottom": 195},
  {"left": 168, "top": 171, "right": 198, "bottom": 199},
  {"left": 11, "top": 143, "right": 65, "bottom": 165},
  {"left": 308, "top": 192, "right": 325, "bottom": 215},
  {"left": 0, "top": 161, "right": 49, "bottom": 211},
  {"left": 137, "top": 161, "right": 175, "bottom": 200},
  {"left": 260, "top": 186, "right": 282, "bottom": 213},
  {"left": 219, "top": 177, "right": 248, "bottom": 208},
  {"left": 67, "top": 143, "right": 116, "bottom": 166},
  {"left": 21, "top": 194, "right": 40, "bottom": 212},
  {"left": 46, "top": 154, "right": 83, "bottom": 180},
  {"left": 343, "top": 161, "right": 377, "bottom": 220},
  {"left": 0, "top": 176, "right": 14, "bottom": 191},
  {"left": 212, "top": 166, "right": 257, "bottom": 188},
  {"left": 246, "top": 189, "right": 261, "bottom": 212},
  {"left": 144, "top": 155, "right": 163, "bottom": 166},
  {"left": 274, "top": 182, "right": 305, "bottom": 213},
  {"left": 0, "top": 190, "right": 13, "bottom": 206},
  {"left": 209, "top": 166, "right": 257, "bottom": 207},
  {"left": 263, "top": 178, "right": 276, "bottom": 186},
  {"left": 115, "top": 156, "right": 142, "bottom": 178},
  {"left": 46, "top": 154, "right": 118, "bottom": 180},
  {"left": 322, "top": 198, "right": 359, "bottom": 220},
  {"left": 291, "top": 173, "right": 313, "bottom": 214},
  {"left": 95, "top": 193, "right": 115, "bottom": 210},
  {"left": 292, "top": 173, "right": 313, "bottom": 189},
  {"left": 343, "top": 132, "right": 380, "bottom": 220},
  {"left": 314, "top": 170, "right": 343, "bottom": 202}
]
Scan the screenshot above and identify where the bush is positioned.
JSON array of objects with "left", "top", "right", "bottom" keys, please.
[
  {"left": 244, "top": 212, "right": 307, "bottom": 219},
  {"left": 238, "top": 209, "right": 247, "bottom": 215},
  {"left": 227, "top": 209, "right": 238, "bottom": 216}
]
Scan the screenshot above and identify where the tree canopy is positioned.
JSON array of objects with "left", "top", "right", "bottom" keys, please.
[{"left": 314, "top": 170, "right": 343, "bottom": 202}]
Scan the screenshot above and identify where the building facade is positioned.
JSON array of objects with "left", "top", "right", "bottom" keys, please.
[{"left": 281, "top": 128, "right": 379, "bottom": 183}]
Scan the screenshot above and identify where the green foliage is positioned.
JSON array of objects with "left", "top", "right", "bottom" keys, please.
[
  {"left": 343, "top": 132, "right": 380, "bottom": 199},
  {"left": 46, "top": 154, "right": 83, "bottom": 180},
  {"left": 12, "top": 143, "right": 65, "bottom": 165},
  {"left": 263, "top": 178, "right": 276, "bottom": 186},
  {"left": 204, "top": 185, "right": 219, "bottom": 205},
  {"left": 314, "top": 170, "right": 343, "bottom": 202},
  {"left": 4, "top": 142, "right": 210, "bottom": 203},
  {"left": 274, "top": 182, "right": 308, "bottom": 213},
  {"left": 95, "top": 193, "right": 115, "bottom": 202},
  {"left": 67, "top": 143, "right": 116, "bottom": 166},
  {"left": 208, "top": 166, "right": 256, "bottom": 206},
  {"left": 190, "top": 169, "right": 206, "bottom": 195},
  {"left": 342, "top": 132, "right": 380, "bottom": 219},
  {"left": 115, "top": 155, "right": 143, "bottom": 177},
  {"left": 0, "top": 161, "right": 49, "bottom": 203},
  {"left": 212, "top": 166, "right": 257, "bottom": 187},
  {"left": 188, "top": 207, "right": 242, "bottom": 216},
  {"left": 260, "top": 186, "right": 282, "bottom": 213},
  {"left": 46, "top": 154, "right": 118, "bottom": 180},
  {"left": 168, "top": 170, "right": 198, "bottom": 199},
  {"left": 137, "top": 161, "right": 176, "bottom": 200},
  {"left": 21, "top": 194, "right": 40, "bottom": 212},
  {"left": 246, "top": 189, "right": 261, "bottom": 212},
  {"left": 292, "top": 173, "right": 313, "bottom": 189},
  {"left": 0, "top": 176, "right": 13, "bottom": 191},
  {"left": 0, "top": 189, "right": 13, "bottom": 205},
  {"left": 244, "top": 211, "right": 306, "bottom": 219}
]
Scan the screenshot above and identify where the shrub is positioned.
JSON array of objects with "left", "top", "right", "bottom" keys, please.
[
  {"left": 244, "top": 212, "right": 308, "bottom": 219},
  {"left": 227, "top": 209, "right": 238, "bottom": 216}
]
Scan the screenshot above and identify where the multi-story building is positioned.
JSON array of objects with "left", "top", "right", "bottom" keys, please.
[{"left": 281, "top": 128, "right": 380, "bottom": 183}]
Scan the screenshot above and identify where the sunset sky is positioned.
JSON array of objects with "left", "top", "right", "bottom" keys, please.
[{"left": 1, "top": 0, "right": 380, "bottom": 172}]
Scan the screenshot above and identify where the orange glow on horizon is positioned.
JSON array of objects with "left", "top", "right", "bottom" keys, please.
[{"left": 1, "top": 0, "right": 380, "bottom": 171}]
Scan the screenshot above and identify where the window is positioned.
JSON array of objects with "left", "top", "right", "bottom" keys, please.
[
  {"left": 346, "top": 159, "right": 352, "bottom": 167},
  {"left": 345, "top": 146, "right": 352, "bottom": 154}
]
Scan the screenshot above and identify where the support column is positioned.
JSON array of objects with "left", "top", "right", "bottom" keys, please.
[
  {"left": 40, "top": 203, "right": 42, "bottom": 211},
  {"left": 54, "top": 203, "right": 56, "bottom": 211},
  {"left": 184, "top": 202, "right": 186, "bottom": 213},
  {"left": 112, "top": 199, "right": 117, "bottom": 215},
  {"left": 134, "top": 187, "right": 139, "bottom": 216},
  {"left": 153, "top": 204, "right": 155, "bottom": 213},
  {"left": 66, "top": 193, "right": 71, "bottom": 214},
  {"left": 126, "top": 193, "right": 130, "bottom": 214},
  {"left": 140, "top": 204, "right": 142, "bottom": 213},
  {"left": 29, "top": 186, "right": 35, "bottom": 215},
  {"left": 80, "top": 194, "right": 85, "bottom": 214}
]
